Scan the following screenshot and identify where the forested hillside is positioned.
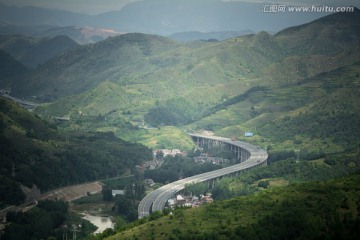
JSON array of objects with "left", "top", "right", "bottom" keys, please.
[
  {"left": 107, "top": 172, "right": 360, "bottom": 240},
  {"left": 259, "top": 65, "right": 360, "bottom": 149},
  {"left": 0, "top": 34, "right": 79, "bottom": 68},
  {"left": 0, "top": 50, "right": 28, "bottom": 79},
  {"left": 0, "top": 97, "right": 152, "bottom": 207},
  {"left": 196, "top": 61, "right": 360, "bottom": 155}
]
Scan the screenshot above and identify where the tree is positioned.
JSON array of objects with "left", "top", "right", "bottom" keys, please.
[
  {"left": 114, "top": 217, "right": 127, "bottom": 231},
  {"left": 114, "top": 195, "right": 132, "bottom": 215},
  {"left": 258, "top": 180, "right": 270, "bottom": 188},
  {"left": 102, "top": 185, "right": 113, "bottom": 202},
  {"left": 184, "top": 182, "right": 209, "bottom": 198},
  {"left": 212, "top": 185, "right": 231, "bottom": 200}
]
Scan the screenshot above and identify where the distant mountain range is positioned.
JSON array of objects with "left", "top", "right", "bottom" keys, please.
[
  {"left": 0, "top": 0, "right": 329, "bottom": 36},
  {"left": 169, "top": 30, "right": 255, "bottom": 42},
  {"left": 0, "top": 3, "right": 91, "bottom": 27},
  {"left": 4, "top": 9, "right": 358, "bottom": 99},
  {"left": 0, "top": 24, "right": 124, "bottom": 45}
]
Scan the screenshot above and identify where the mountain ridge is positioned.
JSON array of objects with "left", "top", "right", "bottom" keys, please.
[
  {"left": 6, "top": 9, "right": 358, "bottom": 101},
  {"left": 169, "top": 30, "right": 255, "bottom": 42},
  {"left": 0, "top": 2, "right": 92, "bottom": 26},
  {"left": 0, "top": 34, "right": 79, "bottom": 68},
  {"left": 275, "top": 7, "right": 360, "bottom": 54}
]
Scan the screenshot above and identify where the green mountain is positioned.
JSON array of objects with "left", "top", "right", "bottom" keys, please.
[
  {"left": 262, "top": 8, "right": 360, "bottom": 84},
  {"left": 0, "top": 97, "right": 152, "bottom": 207},
  {"left": 20, "top": 10, "right": 358, "bottom": 151},
  {"left": 10, "top": 33, "right": 181, "bottom": 100},
  {"left": 258, "top": 63, "right": 360, "bottom": 147},
  {"left": 0, "top": 49, "right": 28, "bottom": 80},
  {"left": 275, "top": 8, "right": 360, "bottom": 54},
  {"left": 10, "top": 10, "right": 359, "bottom": 101},
  {"left": 188, "top": 60, "right": 360, "bottom": 154},
  {"left": 0, "top": 34, "right": 79, "bottom": 68}
]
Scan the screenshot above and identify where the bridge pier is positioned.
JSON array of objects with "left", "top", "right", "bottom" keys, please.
[{"left": 192, "top": 135, "right": 252, "bottom": 163}]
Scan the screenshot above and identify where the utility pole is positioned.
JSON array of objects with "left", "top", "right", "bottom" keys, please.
[
  {"left": 11, "top": 163, "right": 15, "bottom": 177},
  {"left": 295, "top": 149, "right": 300, "bottom": 162},
  {"left": 72, "top": 226, "right": 77, "bottom": 240}
]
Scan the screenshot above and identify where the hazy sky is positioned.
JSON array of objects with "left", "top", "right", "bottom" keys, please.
[
  {"left": 0, "top": 0, "right": 359, "bottom": 15},
  {"left": 0, "top": 0, "right": 137, "bottom": 14}
]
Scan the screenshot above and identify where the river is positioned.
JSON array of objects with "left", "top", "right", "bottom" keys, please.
[{"left": 82, "top": 213, "right": 114, "bottom": 234}]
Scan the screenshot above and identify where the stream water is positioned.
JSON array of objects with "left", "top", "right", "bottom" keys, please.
[{"left": 82, "top": 213, "right": 114, "bottom": 234}]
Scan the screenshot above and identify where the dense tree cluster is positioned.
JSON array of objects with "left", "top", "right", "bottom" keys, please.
[
  {"left": 101, "top": 178, "right": 146, "bottom": 223},
  {"left": 259, "top": 87, "right": 360, "bottom": 151},
  {"left": 184, "top": 182, "right": 208, "bottom": 198},
  {"left": 144, "top": 97, "right": 204, "bottom": 127},
  {"left": 144, "top": 155, "right": 221, "bottom": 184},
  {"left": 3, "top": 201, "right": 68, "bottom": 240},
  {"left": 0, "top": 98, "right": 153, "bottom": 206},
  {"left": 1, "top": 131, "right": 152, "bottom": 192}
]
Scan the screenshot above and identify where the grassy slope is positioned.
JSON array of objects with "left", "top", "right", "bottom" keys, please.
[
  {"left": 187, "top": 61, "right": 360, "bottom": 154},
  {"left": 108, "top": 172, "right": 360, "bottom": 240},
  {"left": 12, "top": 33, "right": 180, "bottom": 99},
  {"left": 34, "top": 57, "right": 360, "bottom": 152}
]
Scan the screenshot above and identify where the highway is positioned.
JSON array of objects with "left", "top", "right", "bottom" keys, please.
[{"left": 138, "top": 134, "right": 268, "bottom": 218}]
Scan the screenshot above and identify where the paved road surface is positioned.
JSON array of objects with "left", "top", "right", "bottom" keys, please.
[{"left": 138, "top": 134, "right": 268, "bottom": 218}]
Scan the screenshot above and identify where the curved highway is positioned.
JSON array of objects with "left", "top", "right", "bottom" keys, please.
[{"left": 138, "top": 134, "right": 268, "bottom": 218}]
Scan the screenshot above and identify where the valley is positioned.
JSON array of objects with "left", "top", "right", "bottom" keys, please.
[{"left": 0, "top": 2, "right": 360, "bottom": 239}]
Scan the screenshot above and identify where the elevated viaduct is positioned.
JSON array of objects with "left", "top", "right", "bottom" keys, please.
[{"left": 138, "top": 133, "right": 268, "bottom": 218}]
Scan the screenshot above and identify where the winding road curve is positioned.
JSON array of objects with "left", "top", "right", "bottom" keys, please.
[{"left": 138, "top": 134, "right": 268, "bottom": 218}]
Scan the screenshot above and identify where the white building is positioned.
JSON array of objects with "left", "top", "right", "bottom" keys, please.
[{"left": 112, "top": 190, "right": 125, "bottom": 197}]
